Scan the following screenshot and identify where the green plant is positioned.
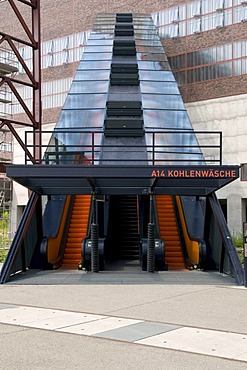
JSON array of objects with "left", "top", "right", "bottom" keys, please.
[
  {"left": 0, "top": 247, "right": 8, "bottom": 263},
  {"left": 231, "top": 233, "right": 244, "bottom": 265}
]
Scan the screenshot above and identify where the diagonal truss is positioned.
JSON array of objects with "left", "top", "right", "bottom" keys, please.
[{"left": 0, "top": 0, "right": 41, "bottom": 164}]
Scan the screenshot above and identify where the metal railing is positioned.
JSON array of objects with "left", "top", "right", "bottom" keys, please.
[{"left": 25, "top": 128, "right": 223, "bottom": 166}]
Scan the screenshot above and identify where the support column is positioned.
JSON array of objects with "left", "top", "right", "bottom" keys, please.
[
  {"left": 147, "top": 193, "right": 155, "bottom": 272},
  {"left": 91, "top": 193, "right": 99, "bottom": 272}
]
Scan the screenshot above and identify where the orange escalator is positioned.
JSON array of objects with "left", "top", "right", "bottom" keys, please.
[
  {"left": 61, "top": 195, "right": 91, "bottom": 269},
  {"left": 156, "top": 195, "right": 185, "bottom": 270}
]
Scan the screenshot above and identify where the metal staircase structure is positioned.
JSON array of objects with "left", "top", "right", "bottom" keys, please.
[{"left": 0, "top": 12, "right": 244, "bottom": 285}]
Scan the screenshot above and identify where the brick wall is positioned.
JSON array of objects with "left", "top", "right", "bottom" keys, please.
[{"left": 1, "top": 0, "right": 247, "bottom": 113}]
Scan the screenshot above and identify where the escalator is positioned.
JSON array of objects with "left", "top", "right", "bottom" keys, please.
[
  {"left": 106, "top": 195, "right": 140, "bottom": 262},
  {"left": 1, "top": 12, "right": 244, "bottom": 285},
  {"left": 156, "top": 195, "right": 185, "bottom": 270},
  {"left": 61, "top": 195, "right": 91, "bottom": 269}
]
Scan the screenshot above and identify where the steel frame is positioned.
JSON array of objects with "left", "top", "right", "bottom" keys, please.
[{"left": 0, "top": 0, "right": 41, "bottom": 164}]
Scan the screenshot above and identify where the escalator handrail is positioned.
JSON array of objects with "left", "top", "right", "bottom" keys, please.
[
  {"left": 175, "top": 195, "right": 206, "bottom": 268},
  {"left": 41, "top": 195, "right": 75, "bottom": 269},
  {"left": 208, "top": 193, "right": 244, "bottom": 285},
  {"left": 0, "top": 192, "right": 39, "bottom": 284}
]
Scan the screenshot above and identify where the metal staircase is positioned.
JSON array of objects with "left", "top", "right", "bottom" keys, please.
[{"left": 107, "top": 195, "right": 140, "bottom": 260}]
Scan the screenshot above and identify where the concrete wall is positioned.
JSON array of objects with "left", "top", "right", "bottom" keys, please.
[{"left": 186, "top": 93, "right": 247, "bottom": 235}]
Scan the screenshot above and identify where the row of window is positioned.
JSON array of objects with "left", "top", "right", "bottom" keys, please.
[
  {"left": 11, "top": 78, "right": 73, "bottom": 114},
  {"left": 153, "top": 0, "right": 245, "bottom": 25},
  {"left": 173, "top": 58, "right": 247, "bottom": 85},
  {"left": 18, "top": 31, "right": 90, "bottom": 72},
  {"left": 153, "top": 3, "right": 247, "bottom": 38},
  {"left": 13, "top": 3, "right": 247, "bottom": 73},
  {"left": 171, "top": 37, "right": 247, "bottom": 85},
  {"left": 170, "top": 39, "right": 247, "bottom": 70}
]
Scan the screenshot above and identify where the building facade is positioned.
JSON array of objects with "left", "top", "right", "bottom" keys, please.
[{"left": 0, "top": 0, "right": 247, "bottom": 236}]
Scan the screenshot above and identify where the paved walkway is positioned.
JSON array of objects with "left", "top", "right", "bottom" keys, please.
[{"left": 0, "top": 266, "right": 247, "bottom": 369}]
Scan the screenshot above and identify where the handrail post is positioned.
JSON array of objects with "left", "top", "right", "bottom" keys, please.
[
  {"left": 220, "top": 132, "right": 222, "bottom": 165},
  {"left": 91, "top": 192, "right": 99, "bottom": 272},
  {"left": 147, "top": 193, "right": 155, "bottom": 272},
  {"left": 152, "top": 132, "right": 155, "bottom": 165},
  {"left": 92, "top": 132, "right": 94, "bottom": 165}
]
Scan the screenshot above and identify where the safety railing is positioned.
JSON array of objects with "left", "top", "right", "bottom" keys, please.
[{"left": 24, "top": 128, "right": 223, "bottom": 166}]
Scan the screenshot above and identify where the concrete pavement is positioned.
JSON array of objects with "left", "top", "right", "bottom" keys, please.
[{"left": 0, "top": 266, "right": 247, "bottom": 369}]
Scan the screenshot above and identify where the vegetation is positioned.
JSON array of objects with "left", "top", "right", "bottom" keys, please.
[
  {"left": 232, "top": 233, "right": 244, "bottom": 265},
  {"left": 0, "top": 211, "right": 11, "bottom": 263}
]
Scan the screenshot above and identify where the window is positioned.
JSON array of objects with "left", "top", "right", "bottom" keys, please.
[
  {"left": 215, "top": 0, "right": 224, "bottom": 10},
  {"left": 214, "top": 11, "right": 224, "bottom": 28},
  {"left": 170, "top": 23, "right": 179, "bottom": 38},
  {"left": 187, "top": 1, "right": 202, "bottom": 18},
  {"left": 201, "top": 0, "right": 213, "bottom": 14},
  {"left": 169, "top": 7, "right": 179, "bottom": 22},
  {"left": 187, "top": 18, "right": 201, "bottom": 34}
]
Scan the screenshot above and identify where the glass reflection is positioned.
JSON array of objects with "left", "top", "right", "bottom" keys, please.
[
  {"left": 78, "top": 60, "right": 111, "bottom": 69},
  {"left": 84, "top": 45, "right": 113, "bottom": 53},
  {"left": 142, "top": 94, "right": 185, "bottom": 110},
  {"left": 143, "top": 110, "right": 191, "bottom": 129},
  {"left": 64, "top": 94, "right": 107, "bottom": 109},
  {"left": 87, "top": 39, "right": 113, "bottom": 46},
  {"left": 70, "top": 81, "right": 109, "bottom": 93},
  {"left": 139, "top": 70, "right": 176, "bottom": 81},
  {"left": 74, "top": 70, "right": 110, "bottom": 81},
  {"left": 140, "top": 81, "right": 180, "bottom": 95},
  {"left": 137, "top": 53, "right": 168, "bottom": 62},
  {"left": 56, "top": 110, "right": 104, "bottom": 131},
  {"left": 83, "top": 53, "right": 112, "bottom": 61}
]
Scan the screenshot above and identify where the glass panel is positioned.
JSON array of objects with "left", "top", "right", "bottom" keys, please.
[
  {"left": 142, "top": 94, "right": 185, "bottom": 110},
  {"left": 242, "top": 40, "right": 247, "bottom": 57},
  {"left": 179, "top": 5, "right": 186, "bottom": 20},
  {"left": 202, "top": 14, "right": 214, "bottom": 32},
  {"left": 84, "top": 45, "right": 113, "bottom": 53},
  {"left": 64, "top": 94, "right": 107, "bottom": 109},
  {"left": 214, "top": 0, "right": 224, "bottom": 10},
  {"left": 140, "top": 81, "right": 180, "bottom": 94},
  {"left": 70, "top": 81, "right": 109, "bottom": 93},
  {"left": 202, "top": 0, "right": 213, "bottom": 14},
  {"left": 88, "top": 33, "right": 114, "bottom": 40},
  {"left": 170, "top": 23, "right": 179, "bottom": 38},
  {"left": 87, "top": 39, "right": 113, "bottom": 46},
  {"left": 137, "top": 53, "right": 168, "bottom": 62},
  {"left": 242, "top": 58, "right": 247, "bottom": 74},
  {"left": 139, "top": 70, "right": 176, "bottom": 81},
  {"left": 83, "top": 53, "right": 112, "bottom": 60},
  {"left": 74, "top": 70, "right": 110, "bottom": 81},
  {"left": 234, "top": 41, "right": 242, "bottom": 58},
  {"left": 169, "top": 7, "right": 179, "bottom": 22},
  {"left": 143, "top": 110, "right": 191, "bottom": 129},
  {"left": 136, "top": 45, "right": 165, "bottom": 53},
  {"left": 233, "top": 59, "right": 242, "bottom": 75},
  {"left": 217, "top": 62, "right": 232, "bottom": 77},
  {"left": 187, "top": 68, "right": 202, "bottom": 83},
  {"left": 224, "top": 9, "right": 233, "bottom": 26},
  {"left": 58, "top": 110, "right": 104, "bottom": 129},
  {"left": 213, "top": 12, "right": 224, "bottom": 28},
  {"left": 136, "top": 40, "right": 162, "bottom": 47},
  {"left": 78, "top": 60, "right": 111, "bottom": 69},
  {"left": 138, "top": 61, "right": 168, "bottom": 70},
  {"left": 187, "top": 1, "right": 202, "bottom": 18}
]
